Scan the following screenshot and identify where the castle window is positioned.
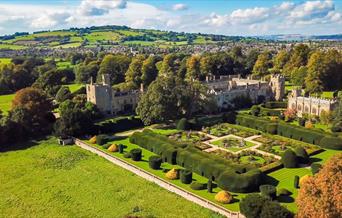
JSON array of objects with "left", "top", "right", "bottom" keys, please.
[
  {"left": 292, "top": 103, "right": 296, "bottom": 109},
  {"left": 304, "top": 106, "right": 309, "bottom": 113},
  {"left": 297, "top": 105, "right": 302, "bottom": 111},
  {"left": 312, "top": 107, "right": 317, "bottom": 114}
]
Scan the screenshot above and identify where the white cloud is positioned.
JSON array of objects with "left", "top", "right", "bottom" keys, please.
[
  {"left": 230, "top": 7, "right": 270, "bottom": 24},
  {"left": 31, "top": 12, "right": 71, "bottom": 28},
  {"left": 172, "top": 3, "right": 188, "bottom": 11},
  {"left": 78, "top": 0, "right": 127, "bottom": 16}
]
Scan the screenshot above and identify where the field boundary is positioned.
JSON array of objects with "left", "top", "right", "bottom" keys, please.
[{"left": 74, "top": 139, "right": 244, "bottom": 218}]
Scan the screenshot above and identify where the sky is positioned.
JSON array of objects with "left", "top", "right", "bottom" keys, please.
[{"left": 0, "top": 0, "right": 341, "bottom": 36}]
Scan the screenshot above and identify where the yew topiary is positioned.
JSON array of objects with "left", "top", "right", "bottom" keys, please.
[
  {"left": 215, "top": 191, "right": 233, "bottom": 204},
  {"left": 165, "top": 168, "right": 179, "bottom": 180},
  {"left": 108, "top": 144, "right": 118, "bottom": 152}
]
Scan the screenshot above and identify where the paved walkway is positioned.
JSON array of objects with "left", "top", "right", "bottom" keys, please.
[{"left": 74, "top": 139, "right": 244, "bottom": 218}]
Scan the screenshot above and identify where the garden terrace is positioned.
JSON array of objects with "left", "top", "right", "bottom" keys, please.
[
  {"left": 209, "top": 136, "right": 255, "bottom": 152},
  {"left": 203, "top": 123, "right": 257, "bottom": 138}
]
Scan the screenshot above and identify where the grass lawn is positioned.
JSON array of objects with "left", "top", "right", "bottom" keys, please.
[
  {"left": 320, "top": 91, "right": 334, "bottom": 99},
  {"left": 211, "top": 137, "right": 255, "bottom": 152},
  {"left": 0, "top": 137, "right": 222, "bottom": 218},
  {"left": 65, "top": 84, "right": 84, "bottom": 93},
  {"left": 0, "top": 44, "right": 27, "bottom": 50},
  {"left": 239, "top": 155, "right": 265, "bottom": 164},
  {"left": 56, "top": 61, "right": 74, "bottom": 69},
  {"left": 0, "top": 93, "right": 15, "bottom": 114},
  {"left": 0, "top": 58, "right": 11, "bottom": 64}
]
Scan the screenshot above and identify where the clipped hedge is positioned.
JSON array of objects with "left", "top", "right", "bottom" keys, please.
[
  {"left": 96, "top": 134, "right": 107, "bottom": 145},
  {"left": 236, "top": 114, "right": 277, "bottom": 134},
  {"left": 130, "top": 130, "right": 262, "bottom": 193},
  {"left": 95, "top": 117, "right": 144, "bottom": 134},
  {"left": 259, "top": 185, "right": 276, "bottom": 200},
  {"left": 294, "top": 146, "right": 309, "bottom": 164},
  {"left": 260, "top": 107, "right": 282, "bottom": 117},
  {"left": 281, "top": 149, "right": 298, "bottom": 168},
  {"left": 130, "top": 148, "right": 142, "bottom": 161},
  {"left": 149, "top": 156, "right": 162, "bottom": 170},
  {"left": 265, "top": 101, "right": 287, "bottom": 109},
  {"left": 180, "top": 170, "right": 192, "bottom": 184},
  {"left": 190, "top": 182, "right": 206, "bottom": 190},
  {"left": 319, "top": 136, "right": 342, "bottom": 150}
]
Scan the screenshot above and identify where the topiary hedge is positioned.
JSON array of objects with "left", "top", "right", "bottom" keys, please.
[
  {"left": 130, "top": 148, "right": 142, "bottom": 161},
  {"left": 311, "top": 163, "right": 322, "bottom": 175},
  {"left": 130, "top": 130, "right": 262, "bottom": 193},
  {"left": 260, "top": 107, "right": 282, "bottom": 117},
  {"left": 259, "top": 185, "right": 276, "bottom": 200},
  {"left": 176, "top": 118, "right": 189, "bottom": 130},
  {"left": 236, "top": 114, "right": 277, "bottom": 134},
  {"left": 180, "top": 169, "right": 192, "bottom": 184},
  {"left": 319, "top": 136, "right": 342, "bottom": 150},
  {"left": 95, "top": 117, "right": 144, "bottom": 134},
  {"left": 265, "top": 101, "right": 287, "bottom": 109},
  {"left": 294, "top": 146, "right": 309, "bottom": 164},
  {"left": 190, "top": 182, "right": 206, "bottom": 190},
  {"left": 148, "top": 156, "right": 162, "bottom": 170},
  {"left": 96, "top": 134, "right": 107, "bottom": 145},
  {"left": 281, "top": 149, "right": 298, "bottom": 168}
]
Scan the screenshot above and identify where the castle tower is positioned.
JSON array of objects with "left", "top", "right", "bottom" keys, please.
[
  {"left": 270, "top": 74, "right": 285, "bottom": 101},
  {"left": 102, "top": 74, "right": 111, "bottom": 86}
]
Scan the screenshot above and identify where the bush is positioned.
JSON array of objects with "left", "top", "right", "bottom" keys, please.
[
  {"left": 176, "top": 118, "right": 189, "bottom": 130},
  {"left": 108, "top": 144, "right": 118, "bottom": 152},
  {"left": 251, "top": 105, "right": 260, "bottom": 116},
  {"left": 260, "top": 201, "right": 293, "bottom": 218},
  {"left": 89, "top": 136, "right": 96, "bottom": 144},
  {"left": 190, "top": 182, "right": 206, "bottom": 190},
  {"left": 298, "top": 118, "right": 306, "bottom": 127},
  {"left": 311, "top": 163, "right": 322, "bottom": 175},
  {"left": 277, "top": 188, "right": 292, "bottom": 196},
  {"left": 118, "top": 144, "right": 125, "bottom": 153},
  {"left": 207, "top": 179, "right": 213, "bottom": 193},
  {"left": 259, "top": 185, "right": 276, "bottom": 200},
  {"left": 281, "top": 149, "right": 298, "bottom": 168},
  {"left": 102, "top": 144, "right": 110, "bottom": 149},
  {"left": 180, "top": 169, "right": 192, "bottom": 184},
  {"left": 215, "top": 191, "right": 233, "bottom": 204},
  {"left": 130, "top": 148, "right": 142, "bottom": 161},
  {"left": 96, "top": 134, "right": 107, "bottom": 145},
  {"left": 319, "top": 136, "right": 342, "bottom": 150},
  {"left": 222, "top": 111, "right": 237, "bottom": 124},
  {"left": 165, "top": 168, "right": 179, "bottom": 180},
  {"left": 148, "top": 156, "right": 162, "bottom": 170},
  {"left": 294, "top": 175, "right": 299, "bottom": 189},
  {"left": 240, "top": 194, "right": 269, "bottom": 218},
  {"left": 294, "top": 146, "right": 309, "bottom": 164},
  {"left": 265, "top": 101, "right": 287, "bottom": 109}
]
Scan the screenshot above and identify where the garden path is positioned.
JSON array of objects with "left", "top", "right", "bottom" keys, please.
[{"left": 74, "top": 139, "right": 244, "bottom": 218}]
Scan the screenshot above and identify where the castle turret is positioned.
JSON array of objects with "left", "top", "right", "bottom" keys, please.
[{"left": 270, "top": 74, "right": 285, "bottom": 101}]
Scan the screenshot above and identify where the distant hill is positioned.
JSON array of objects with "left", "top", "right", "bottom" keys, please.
[
  {"left": 0, "top": 25, "right": 258, "bottom": 51},
  {"left": 254, "top": 34, "right": 342, "bottom": 41}
]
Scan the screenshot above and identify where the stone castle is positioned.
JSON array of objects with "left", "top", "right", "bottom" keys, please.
[
  {"left": 86, "top": 74, "right": 141, "bottom": 115},
  {"left": 204, "top": 74, "right": 285, "bottom": 109},
  {"left": 287, "top": 89, "right": 338, "bottom": 117}
]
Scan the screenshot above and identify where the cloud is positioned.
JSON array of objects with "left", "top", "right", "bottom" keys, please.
[
  {"left": 31, "top": 12, "right": 71, "bottom": 28},
  {"left": 230, "top": 7, "right": 270, "bottom": 24},
  {"left": 78, "top": 0, "right": 127, "bottom": 16},
  {"left": 172, "top": 3, "right": 188, "bottom": 11}
]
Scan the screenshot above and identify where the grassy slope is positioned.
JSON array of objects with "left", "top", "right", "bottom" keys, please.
[
  {"left": 65, "top": 84, "right": 84, "bottom": 93},
  {"left": 0, "top": 138, "right": 222, "bottom": 218},
  {"left": 0, "top": 93, "right": 15, "bottom": 114},
  {"left": 0, "top": 58, "right": 11, "bottom": 64}
]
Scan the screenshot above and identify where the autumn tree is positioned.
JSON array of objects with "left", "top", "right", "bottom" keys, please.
[
  {"left": 253, "top": 51, "right": 272, "bottom": 76},
  {"left": 305, "top": 51, "right": 327, "bottom": 94},
  {"left": 296, "top": 153, "right": 342, "bottom": 218},
  {"left": 186, "top": 55, "right": 201, "bottom": 80},
  {"left": 272, "top": 49, "right": 290, "bottom": 74}
]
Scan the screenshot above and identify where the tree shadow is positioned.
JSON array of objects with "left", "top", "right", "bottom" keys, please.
[
  {"left": 310, "top": 157, "right": 322, "bottom": 163},
  {"left": 277, "top": 195, "right": 294, "bottom": 203},
  {"left": 0, "top": 136, "right": 49, "bottom": 152},
  {"left": 261, "top": 174, "right": 279, "bottom": 186}
]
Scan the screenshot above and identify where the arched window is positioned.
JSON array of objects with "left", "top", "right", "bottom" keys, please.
[
  {"left": 297, "top": 105, "right": 302, "bottom": 111},
  {"left": 304, "top": 106, "right": 309, "bottom": 113},
  {"left": 292, "top": 103, "right": 296, "bottom": 109},
  {"left": 312, "top": 107, "right": 317, "bottom": 114}
]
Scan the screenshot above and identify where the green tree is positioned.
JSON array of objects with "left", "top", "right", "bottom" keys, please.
[
  {"left": 272, "top": 49, "right": 290, "bottom": 73},
  {"left": 141, "top": 56, "right": 159, "bottom": 87},
  {"left": 253, "top": 51, "right": 272, "bottom": 76},
  {"left": 240, "top": 194, "right": 268, "bottom": 218},
  {"left": 55, "top": 86, "right": 72, "bottom": 103},
  {"left": 124, "top": 55, "right": 145, "bottom": 89},
  {"left": 290, "top": 66, "right": 307, "bottom": 87},
  {"left": 74, "top": 60, "right": 99, "bottom": 83},
  {"left": 186, "top": 55, "right": 201, "bottom": 80},
  {"left": 284, "top": 44, "right": 310, "bottom": 76},
  {"left": 98, "top": 54, "right": 131, "bottom": 85},
  {"left": 305, "top": 51, "right": 326, "bottom": 94}
]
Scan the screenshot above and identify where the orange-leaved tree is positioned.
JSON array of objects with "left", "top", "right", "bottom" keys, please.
[{"left": 296, "top": 153, "right": 342, "bottom": 218}]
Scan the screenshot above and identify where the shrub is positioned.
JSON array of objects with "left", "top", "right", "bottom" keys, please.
[
  {"left": 180, "top": 169, "right": 192, "bottom": 184},
  {"left": 222, "top": 111, "right": 237, "bottom": 124},
  {"left": 265, "top": 101, "right": 287, "bottom": 109},
  {"left": 123, "top": 153, "right": 131, "bottom": 158},
  {"left": 89, "top": 136, "right": 96, "bottom": 144},
  {"left": 277, "top": 188, "right": 292, "bottom": 196},
  {"left": 102, "top": 144, "right": 111, "bottom": 149},
  {"left": 215, "top": 191, "right": 233, "bottom": 204},
  {"left": 108, "top": 144, "right": 118, "bottom": 152},
  {"left": 176, "top": 118, "right": 189, "bottom": 130},
  {"left": 331, "top": 126, "right": 341, "bottom": 132},
  {"left": 118, "top": 144, "right": 125, "bottom": 153},
  {"left": 207, "top": 179, "right": 213, "bottom": 193},
  {"left": 311, "top": 163, "right": 322, "bottom": 175},
  {"left": 299, "top": 175, "right": 311, "bottom": 187},
  {"left": 294, "top": 175, "right": 299, "bottom": 189},
  {"left": 298, "top": 118, "right": 306, "bottom": 127},
  {"left": 294, "top": 146, "right": 309, "bottom": 164},
  {"left": 148, "top": 156, "right": 162, "bottom": 170},
  {"left": 190, "top": 182, "right": 206, "bottom": 190},
  {"left": 165, "top": 168, "right": 179, "bottom": 180},
  {"left": 240, "top": 194, "right": 269, "bottom": 218},
  {"left": 319, "top": 136, "right": 342, "bottom": 150},
  {"left": 260, "top": 201, "right": 293, "bottom": 218},
  {"left": 259, "top": 185, "right": 277, "bottom": 200},
  {"left": 96, "top": 134, "right": 107, "bottom": 145},
  {"left": 130, "top": 148, "right": 142, "bottom": 161},
  {"left": 281, "top": 149, "right": 298, "bottom": 168},
  {"left": 251, "top": 105, "right": 260, "bottom": 116}
]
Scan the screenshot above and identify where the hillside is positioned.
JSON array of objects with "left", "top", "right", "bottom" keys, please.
[{"left": 0, "top": 25, "right": 252, "bottom": 51}]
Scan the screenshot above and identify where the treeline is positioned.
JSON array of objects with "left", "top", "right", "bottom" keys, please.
[{"left": 252, "top": 44, "right": 342, "bottom": 94}]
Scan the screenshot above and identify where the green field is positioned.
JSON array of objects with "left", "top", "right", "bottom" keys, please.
[
  {"left": 65, "top": 84, "right": 84, "bottom": 93},
  {"left": 0, "top": 138, "right": 222, "bottom": 218},
  {"left": 0, "top": 44, "right": 27, "bottom": 50},
  {"left": 0, "top": 93, "right": 15, "bottom": 114},
  {"left": 0, "top": 58, "right": 11, "bottom": 64}
]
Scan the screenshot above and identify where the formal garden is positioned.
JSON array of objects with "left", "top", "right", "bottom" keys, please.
[{"left": 82, "top": 112, "right": 342, "bottom": 214}]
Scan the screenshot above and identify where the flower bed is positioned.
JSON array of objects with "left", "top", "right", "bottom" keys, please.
[
  {"left": 211, "top": 137, "right": 255, "bottom": 152},
  {"left": 203, "top": 123, "right": 257, "bottom": 138},
  {"left": 168, "top": 131, "right": 211, "bottom": 143}
]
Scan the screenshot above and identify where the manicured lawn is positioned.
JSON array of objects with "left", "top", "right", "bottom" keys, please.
[
  {"left": 65, "top": 84, "right": 84, "bottom": 93},
  {"left": 0, "top": 138, "right": 221, "bottom": 218},
  {"left": 211, "top": 137, "right": 255, "bottom": 152},
  {"left": 0, "top": 93, "right": 15, "bottom": 114},
  {"left": 0, "top": 58, "right": 11, "bottom": 64},
  {"left": 310, "top": 148, "right": 342, "bottom": 164},
  {"left": 239, "top": 155, "right": 265, "bottom": 164},
  {"left": 152, "top": 128, "right": 181, "bottom": 135}
]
